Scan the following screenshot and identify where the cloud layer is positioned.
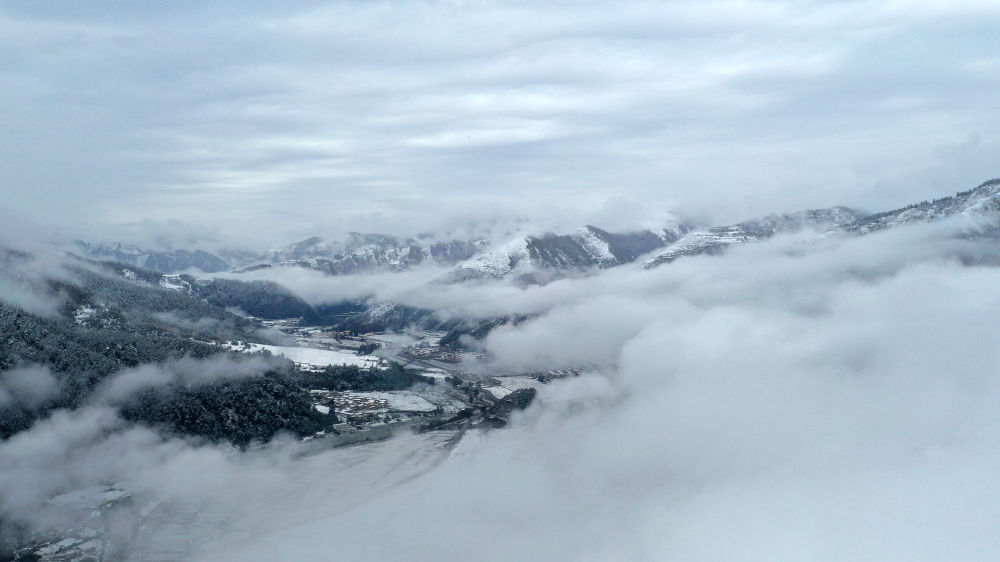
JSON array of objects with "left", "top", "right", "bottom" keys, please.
[
  {"left": 207, "top": 222, "right": 1000, "bottom": 560},
  {"left": 4, "top": 219, "right": 999, "bottom": 559}
]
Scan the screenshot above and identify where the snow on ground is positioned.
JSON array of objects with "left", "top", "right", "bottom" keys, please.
[
  {"left": 74, "top": 306, "right": 97, "bottom": 325},
  {"left": 369, "top": 330, "right": 444, "bottom": 348},
  {"left": 367, "top": 332, "right": 419, "bottom": 348},
  {"left": 159, "top": 275, "right": 189, "bottom": 291},
  {"left": 349, "top": 392, "right": 438, "bottom": 412},
  {"left": 485, "top": 376, "right": 546, "bottom": 399},
  {"left": 484, "top": 386, "right": 514, "bottom": 399},
  {"left": 495, "top": 376, "right": 545, "bottom": 390},
  {"left": 131, "top": 430, "right": 460, "bottom": 561},
  {"left": 225, "top": 342, "right": 380, "bottom": 369},
  {"left": 314, "top": 405, "right": 330, "bottom": 414}
]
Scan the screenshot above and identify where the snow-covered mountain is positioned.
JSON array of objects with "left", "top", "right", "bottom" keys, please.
[
  {"left": 77, "top": 225, "right": 687, "bottom": 280},
  {"left": 73, "top": 179, "right": 1000, "bottom": 280},
  {"left": 255, "top": 224, "right": 691, "bottom": 280},
  {"left": 645, "top": 206, "right": 864, "bottom": 268},
  {"left": 845, "top": 178, "right": 1000, "bottom": 234},
  {"left": 235, "top": 234, "right": 485, "bottom": 275},
  {"left": 73, "top": 242, "right": 231, "bottom": 273},
  {"left": 446, "top": 225, "right": 686, "bottom": 282},
  {"left": 645, "top": 179, "right": 1000, "bottom": 268}
]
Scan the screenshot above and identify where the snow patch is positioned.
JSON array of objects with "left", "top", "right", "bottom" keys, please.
[
  {"left": 485, "top": 386, "right": 514, "bottom": 399},
  {"left": 74, "top": 306, "right": 97, "bottom": 325},
  {"left": 225, "top": 342, "right": 381, "bottom": 369},
  {"left": 159, "top": 274, "right": 190, "bottom": 292},
  {"left": 575, "top": 227, "right": 616, "bottom": 262},
  {"left": 454, "top": 236, "right": 531, "bottom": 278}
]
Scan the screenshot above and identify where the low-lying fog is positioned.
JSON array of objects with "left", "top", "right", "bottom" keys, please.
[{"left": 4, "top": 219, "right": 1000, "bottom": 560}]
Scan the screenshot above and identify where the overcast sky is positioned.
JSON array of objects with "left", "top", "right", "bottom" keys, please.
[{"left": 2, "top": 1, "right": 998, "bottom": 245}]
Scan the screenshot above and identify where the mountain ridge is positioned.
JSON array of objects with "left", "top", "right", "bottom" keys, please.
[{"left": 74, "top": 179, "right": 1000, "bottom": 279}]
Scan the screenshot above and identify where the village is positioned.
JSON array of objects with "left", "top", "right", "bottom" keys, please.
[{"left": 252, "top": 318, "right": 584, "bottom": 446}]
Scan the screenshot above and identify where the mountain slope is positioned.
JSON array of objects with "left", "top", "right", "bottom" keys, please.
[
  {"left": 846, "top": 178, "right": 1000, "bottom": 234},
  {"left": 645, "top": 179, "right": 1000, "bottom": 268},
  {"left": 447, "top": 225, "right": 685, "bottom": 282},
  {"left": 77, "top": 225, "right": 684, "bottom": 282},
  {"left": 71, "top": 179, "right": 1000, "bottom": 283},
  {"left": 646, "top": 206, "right": 863, "bottom": 267},
  {"left": 238, "top": 234, "right": 485, "bottom": 275},
  {"left": 0, "top": 252, "right": 330, "bottom": 444},
  {"left": 73, "top": 242, "right": 230, "bottom": 273}
]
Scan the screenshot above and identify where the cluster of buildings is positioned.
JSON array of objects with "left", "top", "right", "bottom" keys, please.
[
  {"left": 529, "top": 368, "right": 584, "bottom": 383},
  {"left": 402, "top": 344, "right": 460, "bottom": 363},
  {"left": 332, "top": 394, "right": 390, "bottom": 417},
  {"left": 310, "top": 389, "right": 396, "bottom": 426},
  {"left": 311, "top": 389, "right": 392, "bottom": 420}
]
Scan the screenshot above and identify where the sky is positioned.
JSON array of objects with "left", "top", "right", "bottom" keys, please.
[{"left": 1, "top": 0, "right": 999, "bottom": 246}]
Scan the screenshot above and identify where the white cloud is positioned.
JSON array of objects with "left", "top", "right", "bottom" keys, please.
[
  {"left": 94, "top": 354, "right": 282, "bottom": 405},
  {"left": 0, "top": 365, "right": 59, "bottom": 409},
  {"left": 2, "top": 220, "right": 1000, "bottom": 558},
  {"left": 201, "top": 224, "right": 1000, "bottom": 560}
]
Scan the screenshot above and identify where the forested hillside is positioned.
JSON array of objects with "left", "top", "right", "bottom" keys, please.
[{"left": 0, "top": 301, "right": 324, "bottom": 444}]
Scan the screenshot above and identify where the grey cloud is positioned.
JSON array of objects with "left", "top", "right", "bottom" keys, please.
[
  {"left": 149, "top": 311, "right": 228, "bottom": 335},
  {"left": 0, "top": 365, "right": 59, "bottom": 409},
  {"left": 0, "top": 236, "right": 79, "bottom": 316},
  {"left": 2, "top": 1, "right": 998, "bottom": 241},
  {"left": 480, "top": 219, "right": 996, "bottom": 367},
  {"left": 0, "top": 276, "right": 62, "bottom": 317},
  {"left": 94, "top": 354, "right": 282, "bottom": 405},
  {"left": 225, "top": 213, "right": 996, "bottom": 330},
  {"left": 0, "top": 405, "right": 291, "bottom": 536}
]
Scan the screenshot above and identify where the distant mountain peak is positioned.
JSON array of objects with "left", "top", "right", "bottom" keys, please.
[
  {"left": 645, "top": 180, "right": 1000, "bottom": 269},
  {"left": 73, "top": 178, "right": 1000, "bottom": 279},
  {"left": 73, "top": 241, "right": 230, "bottom": 274},
  {"left": 846, "top": 179, "right": 1000, "bottom": 235}
]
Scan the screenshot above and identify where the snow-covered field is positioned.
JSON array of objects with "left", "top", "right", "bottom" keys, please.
[
  {"left": 484, "top": 386, "right": 514, "bottom": 399},
  {"left": 158, "top": 275, "right": 189, "bottom": 292},
  {"left": 225, "top": 342, "right": 380, "bottom": 369},
  {"left": 124, "top": 430, "right": 461, "bottom": 561},
  {"left": 484, "top": 376, "right": 544, "bottom": 400}
]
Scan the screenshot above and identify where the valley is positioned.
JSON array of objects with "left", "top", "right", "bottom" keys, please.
[
  {"left": 3, "top": 311, "right": 576, "bottom": 561},
  {"left": 237, "top": 318, "right": 579, "bottom": 446}
]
